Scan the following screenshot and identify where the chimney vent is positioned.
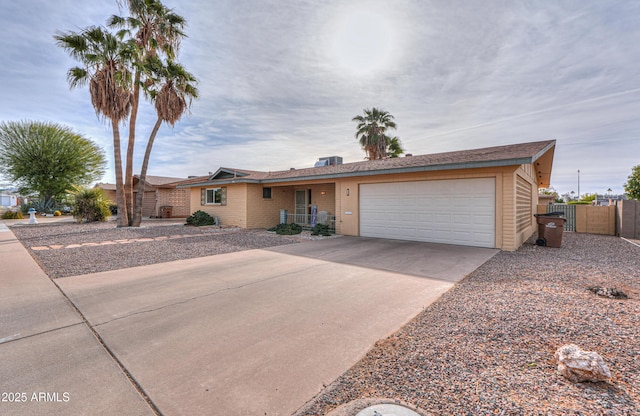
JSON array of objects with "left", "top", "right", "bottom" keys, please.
[{"left": 405, "top": 154, "right": 413, "bottom": 157}]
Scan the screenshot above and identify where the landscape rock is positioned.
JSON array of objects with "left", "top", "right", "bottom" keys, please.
[
  {"left": 587, "top": 286, "right": 628, "bottom": 299},
  {"left": 555, "top": 344, "right": 612, "bottom": 383}
]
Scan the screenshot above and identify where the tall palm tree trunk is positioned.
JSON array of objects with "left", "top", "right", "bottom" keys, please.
[
  {"left": 111, "top": 119, "right": 129, "bottom": 227},
  {"left": 132, "top": 117, "right": 162, "bottom": 227},
  {"left": 124, "top": 71, "right": 141, "bottom": 226}
]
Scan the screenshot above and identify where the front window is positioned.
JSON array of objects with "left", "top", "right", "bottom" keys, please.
[{"left": 206, "top": 188, "right": 222, "bottom": 204}]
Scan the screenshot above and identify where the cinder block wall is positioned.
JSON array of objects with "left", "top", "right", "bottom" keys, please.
[
  {"left": 246, "top": 184, "right": 294, "bottom": 228},
  {"left": 190, "top": 184, "right": 248, "bottom": 227},
  {"left": 617, "top": 200, "right": 640, "bottom": 239},
  {"left": 157, "top": 188, "right": 190, "bottom": 217},
  {"left": 575, "top": 205, "right": 616, "bottom": 235}
]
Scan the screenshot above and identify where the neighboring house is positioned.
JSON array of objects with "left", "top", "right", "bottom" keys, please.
[
  {"left": 96, "top": 175, "right": 191, "bottom": 218},
  {"left": 95, "top": 183, "right": 117, "bottom": 204},
  {"left": 538, "top": 194, "right": 555, "bottom": 205},
  {"left": 595, "top": 194, "right": 626, "bottom": 206},
  {"left": 0, "top": 194, "right": 18, "bottom": 207},
  {"left": 178, "top": 140, "right": 556, "bottom": 251}
]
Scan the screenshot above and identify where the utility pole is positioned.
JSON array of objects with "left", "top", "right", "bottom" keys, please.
[{"left": 577, "top": 169, "right": 580, "bottom": 200}]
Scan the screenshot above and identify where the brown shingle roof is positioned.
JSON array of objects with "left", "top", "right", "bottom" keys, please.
[
  {"left": 178, "top": 140, "right": 555, "bottom": 187},
  {"left": 134, "top": 175, "right": 188, "bottom": 187}
]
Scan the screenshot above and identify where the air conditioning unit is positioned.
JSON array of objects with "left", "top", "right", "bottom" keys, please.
[{"left": 314, "top": 156, "right": 343, "bottom": 167}]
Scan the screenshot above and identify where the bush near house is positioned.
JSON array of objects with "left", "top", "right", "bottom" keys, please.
[
  {"left": 311, "top": 223, "right": 332, "bottom": 236},
  {"left": 268, "top": 223, "right": 302, "bottom": 235},
  {"left": 69, "top": 186, "right": 111, "bottom": 223},
  {"left": 186, "top": 210, "right": 216, "bottom": 226}
]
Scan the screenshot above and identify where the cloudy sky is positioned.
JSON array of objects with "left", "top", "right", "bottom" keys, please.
[{"left": 1, "top": 0, "right": 639, "bottom": 197}]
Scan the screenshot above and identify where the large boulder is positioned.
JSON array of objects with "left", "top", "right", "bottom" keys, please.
[{"left": 555, "top": 344, "right": 611, "bottom": 383}]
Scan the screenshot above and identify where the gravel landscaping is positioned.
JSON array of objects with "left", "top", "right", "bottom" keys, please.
[
  {"left": 11, "top": 221, "right": 302, "bottom": 278},
  {"left": 295, "top": 233, "right": 640, "bottom": 416},
  {"left": 10, "top": 221, "right": 639, "bottom": 414}
]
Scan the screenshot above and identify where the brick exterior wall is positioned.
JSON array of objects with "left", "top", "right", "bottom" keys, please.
[{"left": 157, "top": 188, "right": 190, "bottom": 218}]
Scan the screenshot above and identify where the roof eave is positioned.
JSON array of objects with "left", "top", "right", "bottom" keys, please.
[{"left": 531, "top": 140, "right": 556, "bottom": 163}]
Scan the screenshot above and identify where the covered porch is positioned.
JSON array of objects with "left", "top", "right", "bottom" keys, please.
[{"left": 269, "top": 183, "right": 336, "bottom": 229}]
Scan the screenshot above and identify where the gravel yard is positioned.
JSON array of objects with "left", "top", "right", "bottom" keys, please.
[
  {"left": 11, "top": 221, "right": 301, "bottom": 278},
  {"left": 295, "top": 233, "right": 640, "bottom": 415},
  {"left": 10, "top": 222, "right": 640, "bottom": 414}
]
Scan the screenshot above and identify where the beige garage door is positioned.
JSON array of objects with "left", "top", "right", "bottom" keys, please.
[{"left": 359, "top": 178, "right": 495, "bottom": 248}]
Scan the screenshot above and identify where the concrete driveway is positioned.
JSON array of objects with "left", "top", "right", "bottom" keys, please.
[{"left": 2, "top": 230, "right": 497, "bottom": 416}]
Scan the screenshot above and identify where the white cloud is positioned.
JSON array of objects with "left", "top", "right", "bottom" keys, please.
[{"left": 0, "top": 0, "right": 639, "bottom": 196}]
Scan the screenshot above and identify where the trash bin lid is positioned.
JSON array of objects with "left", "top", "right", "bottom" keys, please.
[{"left": 534, "top": 212, "right": 565, "bottom": 217}]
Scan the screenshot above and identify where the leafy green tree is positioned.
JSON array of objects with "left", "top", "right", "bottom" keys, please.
[
  {"left": 540, "top": 187, "right": 562, "bottom": 203},
  {"left": 580, "top": 193, "right": 597, "bottom": 203},
  {"left": 0, "top": 121, "right": 106, "bottom": 207},
  {"left": 56, "top": 0, "right": 196, "bottom": 227},
  {"left": 352, "top": 108, "right": 398, "bottom": 160},
  {"left": 624, "top": 165, "right": 640, "bottom": 200}
]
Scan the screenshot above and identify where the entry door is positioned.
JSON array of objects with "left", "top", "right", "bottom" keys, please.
[{"left": 295, "top": 190, "right": 308, "bottom": 224}]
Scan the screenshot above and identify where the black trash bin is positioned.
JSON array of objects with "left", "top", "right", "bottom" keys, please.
[{"left": 534, "top": 212, "right": 566, "bottom": 247}]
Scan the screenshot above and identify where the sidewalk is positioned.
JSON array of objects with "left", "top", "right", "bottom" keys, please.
[{"left": 0, "top": 223, "right": 153, "bottom": 415}]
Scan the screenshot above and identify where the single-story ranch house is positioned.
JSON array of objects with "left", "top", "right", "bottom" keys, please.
[
  {"left": 178, "top": 140, "right": 555, "bottom": 251},
  {"left": 96, "top": 175, "right": 191, "bottom": 218}
]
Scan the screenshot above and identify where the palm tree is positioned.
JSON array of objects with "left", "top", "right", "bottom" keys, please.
[
  {"left": 55, "top": 26, "right": 134, "bottom": 227},
  {"left": 132, "top": 59, "right": 198, "bottom": 226},
  {"left": 386, "top": 136, "right": 405, "bottom": 158},
  {"left": 110, "top": 0, "right": 187, "bottom": 225},
  {"left": 352, "top": 108, "right": 397, "bottom": 160}
]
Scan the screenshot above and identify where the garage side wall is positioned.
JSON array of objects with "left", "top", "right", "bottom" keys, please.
[{"left": 510, "top": 164, "right": 538, "bottom": 250}]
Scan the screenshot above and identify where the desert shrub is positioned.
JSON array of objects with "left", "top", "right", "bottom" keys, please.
[
  {"left": 1, "top": 211, "right": 24, "bottom": 219},
  {"left": 69, "top": 186, "right": 111, "bottom": 223},
  {"left": 31, "top": 197, "right": 56, "bottom": 214},
  {"left": 268, "top": 223, "right": 302, "bottom": 235},
  {"left": 54, "top": 210, "right": 62, "bottom": 216},
  {"left": 311, "top": 223, "right": 332, "bottom": 236},
  {"left": 186, "top": 210, "right": 216, "bottom": 226}
]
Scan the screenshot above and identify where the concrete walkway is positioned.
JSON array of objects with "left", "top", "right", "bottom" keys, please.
[
  {"left": 0, "top": 223, "right": 153, "bottom": 415},
  {"left": 1, "top": 223, "right": 497, "bottom": 415}
]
